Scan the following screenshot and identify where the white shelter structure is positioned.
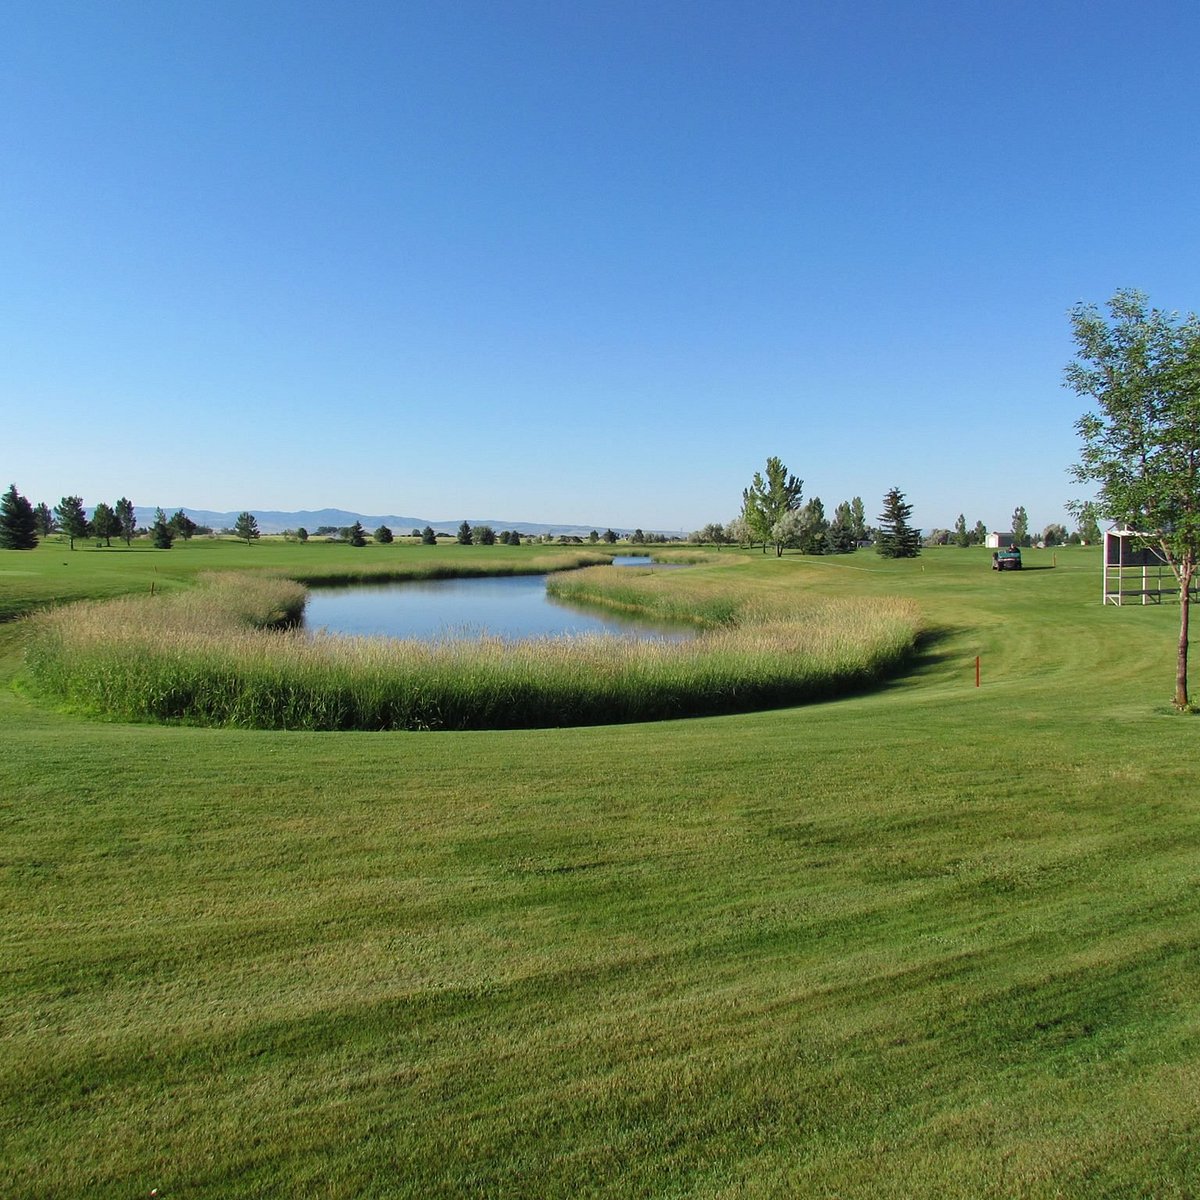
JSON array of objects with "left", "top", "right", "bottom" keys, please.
[{"left": 1103, "top": 526, "right": 1174, "bottom": 605}]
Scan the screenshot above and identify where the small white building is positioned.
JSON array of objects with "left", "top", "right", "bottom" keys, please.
[{"left": 985, "top": 532, "right": 1015, "bottom": 549}]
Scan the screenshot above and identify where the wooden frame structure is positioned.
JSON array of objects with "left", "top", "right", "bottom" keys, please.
[{"left": 1103, "top": 526, "right": 1184, "bottom": 605}]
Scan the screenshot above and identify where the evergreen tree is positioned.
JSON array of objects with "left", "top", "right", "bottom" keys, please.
[
  {"left": 0, "top": 484, "right": 38, "bottom": 550},
  {"left": 33, "top": 501, "right": 55, "bottom": 538},
  {"left": 475, "top": 525, "right": 496, "bottom": 545},
  {"left": 972, "top": 519, "right": 987, "bottom": 545},
  {"left": 373, "top": 524, "right": 394, "bottom": 544},
  {"left": 601, "top": 529, "right": 617, "bottom": 544},
  {"left": 234, "top": 512, "right": 260, "bottom": 545},
  {"left": 509, "top": 530, "right": 521, "bottom": 546},
  {"left": 55, "top": 495, "right": 89, "bottom": 550},
  {"left": 876, "top": 487, "right": 921, "bottom": 558},
  {"left": 588, "top": 529, "right": 599, "bottom": 543},
  {"left": 829, "top": 501, "right": 857, "bottom": 553},
  {"left": 348, "top": 521, "right": 367, "bottom": 547},
  {"left": 296, "top": 527, "right": 309, "bottom": 542},
  {"left": 456, "top": 521, "right": 473, "bottom": 545},
  {"left": 151, "top": 508, "right": 174, "bottom": 549},
  {"left": 953, "top": 513, "right": 970, "bottom": 547},
  {"left": 115, "top": 497, "right": 137, "bottom": 545},
  {"left": 421, "top": 525, "right": 437, "bottom": 545},
  {"left": 92, "top": 501, "right": 118, "bottom": 547}
]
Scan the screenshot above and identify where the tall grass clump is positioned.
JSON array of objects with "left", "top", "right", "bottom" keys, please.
[
  {"left": 283, "top": 549, "right": 610, "bottom": 587},
  {"left": 24, "top": 566, "right": 920, "bottom": 730}
]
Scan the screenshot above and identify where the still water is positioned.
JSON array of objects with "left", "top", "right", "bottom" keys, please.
[{"left": 303, "top": 571, "right": 694, "bottom": 642}]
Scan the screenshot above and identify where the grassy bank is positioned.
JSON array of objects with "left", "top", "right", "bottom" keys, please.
[
  {"left": 21, "top": 558, "right": 920, "bottom": 730},
  {"left": 2, "top": 543, "right": 1198, "bottom": 1196}
]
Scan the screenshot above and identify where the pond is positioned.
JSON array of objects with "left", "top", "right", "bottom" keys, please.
[{"left": 303, "top": 571, "right": 695, "bottom": 642}]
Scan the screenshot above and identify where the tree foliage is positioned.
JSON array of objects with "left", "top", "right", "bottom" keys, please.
[
  {"left": 456, "top": 521, "right": 473, "bottom": 545},
  {"left": 1010, "top": 505, "right": 1030, "bottom": 547},
  {"left": 55, "top": 496, "right": 89, "bottom": 550},
  {"left": 373, "top": 524, "right": 394, "bottom": 544},
  {"left": 421, "top": 525, "right": 437, "bottom": 545},
  {"left": 875, "top": 487, "right": 921, "bottom": 558},
  {"left": 151, "top": 508, "right": 174, "bottom": 549},
  {"left": 1066, "top": 288, "right": 1200, "bottom": 709},
  {"left": 742, "top": 456, "right": 803, "bottom": 556},
  {"left": 115, "top": 497, "right": 136, "bottom": 546},
  {"left": 92, "top": 502, "right": 118, "bottom": 547},
  {"left": 0, "top": 484, "right": 38, "bottom": 550},
  {"left": 234, "top": 512, "right": 260, "bottom": 545}
]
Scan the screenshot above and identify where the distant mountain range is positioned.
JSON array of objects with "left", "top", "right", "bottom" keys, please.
[{"left": 125, "top": 507, "right": 665, "bottom": 538}]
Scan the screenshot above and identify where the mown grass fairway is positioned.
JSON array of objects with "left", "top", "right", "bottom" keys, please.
[{"left": 1, "top": 540, "right": 1197, "bottom": 1197}]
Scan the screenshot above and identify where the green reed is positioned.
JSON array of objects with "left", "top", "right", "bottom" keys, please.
[{"left": 23, "top": 566, "right": 921, "bottom": 730}]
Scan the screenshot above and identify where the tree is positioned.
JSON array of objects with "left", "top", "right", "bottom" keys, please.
[
  {"left": 601, "top": 529, "right": 617, "bottom": 544},
  {"left": 795, "top": 497, "right": 829, "bottom": 554},
  {"left": 475, "top": 525, "right": 496, "bottom": 545},
  {"left": 374, "top": 524, "right": 394, "bottom": 544},
  {"left": 234, "top": 512, "right": 260, "bottom": 545},
  {"left": 827, "top": 502, "right": 856, "bottom": 554},
  {"left": 115, "top": 497, "right": 136, "bottom": 546},
  {"left": 972, "top": 519, "right": 988, "bottom": 546},
  {"left": 876, "top": 487, "right": 921, "bottom": 558},
  {"left": 348, "top": 521, "right": 367, "bottom": 547},
  {"left": 55, "top": 496, "right": 89, "bottom": 550},
  {"left": 150, "top": 507, "right": 174, "bottom": 549},
  {"left": 1075, "top": 503, "right": 1101, "bottom": 545},
  {"left": 509, "top": 530, "right": 521, "bottom": 546},
  {"left": 296, "top": 526, "right": 309, "bottom": 542},
  {"left": 169, "top": 509, "right": 198, "bottom": 540},
  {"left": 1010, "top": 505, "right": 1030, "bottom": 547},
  {"left": 1043, "top": 523, "right": 1068, "bottom": 547},
  {"left": 850, "top": 497, "right": 867, "bottom": 544},
  {"left": 0, "top": 484, "right": 38, "bottom": 550},
  {"left": 1066, "top": 288, "right": 1200, "bottom": 709},
  {"left": 588, "top": 529, "right": 599, "bottom": 543},
  {"left": 741, "top": 456, "right": 803, "bottom": 556},
  {"left": 33, "top": 501, "right": 55, "bottom": 538},
  {"left": 953, "top": 513, "right": 970, "bottom": 548},
  {"left": 421, "top": 525, "right": 437, "bottom": 545},
  {"left": 92, "top": 501, "right": 118, "bottom": 547},
  {"left": 456, "top": 521, "right": 473, "bottom": 545}
]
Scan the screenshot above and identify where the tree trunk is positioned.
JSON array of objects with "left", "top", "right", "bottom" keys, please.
[{"left": 1176, "top": 560, "right": 1192, "bottom": 709}]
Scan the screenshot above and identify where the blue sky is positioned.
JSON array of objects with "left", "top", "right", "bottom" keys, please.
[{"left": 3, "top": 1, "right": 1198, "bottom": 533}]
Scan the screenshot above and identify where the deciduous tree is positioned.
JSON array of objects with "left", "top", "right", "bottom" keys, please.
[
  {"left": 741, "top": 456, "right": 803, "bottom": 556},
  {"left": 421, "top": 525, "right": 437, "bottom": 545},
  {"left": 374, "top": 524, "right": 394, "bottom": 544},
  {"left": 92, "top": 502, "right": 118, "bottom": 547},
  {"left": 115, "top": 497, "right": 136, "bottom": 545},
  {"left": 1011, "top": 505, "right": 1030, "bottom": 547},
  {"left": 1066, "top": 288, "right": 1200, "bottom": 708}
]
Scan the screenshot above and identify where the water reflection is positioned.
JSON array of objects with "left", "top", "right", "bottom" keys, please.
[{"left": 303, "top": 573, "right": 694, "bottom": 642}]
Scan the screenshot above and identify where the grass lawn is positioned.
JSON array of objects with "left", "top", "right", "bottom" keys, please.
[{"left": 1, "top": 539, "right": 1197, "bottom": 1197}]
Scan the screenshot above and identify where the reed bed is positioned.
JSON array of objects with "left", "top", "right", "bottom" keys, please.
[{"left": 23, "top": 568, "right": 921, "bottom": 730}]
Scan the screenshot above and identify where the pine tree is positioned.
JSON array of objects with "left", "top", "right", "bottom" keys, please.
[
  {"left": 421, "top": 525, "right": 437, "bottom": 545},
  {"left": 456, "top": 521, "right": 473, "bottom": 545},
  {"left": 234, "top": 512, "right": 260, "bottom": 545},
  {"left": 348, "top": 521, "right": 367, "bottom": 547},
  {"left": 33, "top": 501, "right": 55, "bottom": 538},
  {"left": 953, "top": 513, "right": 970, "bottom": 547},
  {"left": 0, "top": 484, "right": 38, "bottom": 550},
  {"left": 55, "top": 496, "right": 89, "bottom": 550},
  {"left": 1011, "top": 505, "right": 1030, "bottom": 548},
  {"left": 151, "top": 508, "right": 174, "bottom": 549},
  {"left": 876, "top": 487, "right": 921, "bottom": 558}
]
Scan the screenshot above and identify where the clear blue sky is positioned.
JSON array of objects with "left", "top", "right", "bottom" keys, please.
[{"left": 3, "top": 1, "right": 1198, "bottom": 533}]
